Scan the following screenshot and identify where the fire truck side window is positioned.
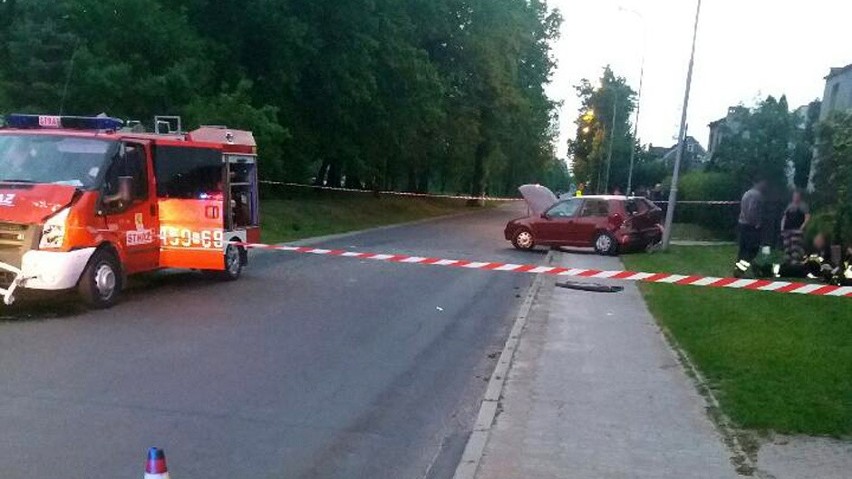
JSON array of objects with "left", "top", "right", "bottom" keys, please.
[
  {"left": 103, "top": 143, "right": 148, "bottom": 202},
  {"left": 154, "top": 146, "right": 221, "bottom": 199}
]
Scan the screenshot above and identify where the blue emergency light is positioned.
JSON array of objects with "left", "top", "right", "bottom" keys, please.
[{"left": 3, "top": 114, "right": 124, "bottom": 131}]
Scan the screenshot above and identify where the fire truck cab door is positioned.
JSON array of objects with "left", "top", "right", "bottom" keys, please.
[{"left": 102, "top": 141, "right": 160, "bottom": 273}]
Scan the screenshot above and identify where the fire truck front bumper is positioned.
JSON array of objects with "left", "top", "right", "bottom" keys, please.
[{"left": 0, "top": 248, "right": 95, "bottom": 305}]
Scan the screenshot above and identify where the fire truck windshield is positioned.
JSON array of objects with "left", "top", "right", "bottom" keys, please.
[{"left": 0, "top": 134, "right": 119, "bottom": 189}]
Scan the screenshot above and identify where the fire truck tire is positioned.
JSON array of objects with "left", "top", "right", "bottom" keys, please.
[
  {"left": 77, "top": 249, "right": 123, "bottom": 309},
  {"left": 206, "top": 244, "right": 243, "bottom": 281}
]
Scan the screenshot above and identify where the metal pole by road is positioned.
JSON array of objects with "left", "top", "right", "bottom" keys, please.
[
  {"left": 619, "top": 6, "right": 647, "bottom": 195},
  {"left": 661, "top": 0, "right": 702, "bottom": 250},
  {"left": 604, "top": 89, "right": 618, "bottom": 194}
]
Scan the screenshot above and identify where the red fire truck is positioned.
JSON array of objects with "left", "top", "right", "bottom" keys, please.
[{"left": 0, "top": 114, "right": 260, "bottom": 308}]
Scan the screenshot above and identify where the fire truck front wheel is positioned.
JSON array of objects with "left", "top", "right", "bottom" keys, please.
[{"left": 77, "top": 249, "right": 123, "bottom": 309}]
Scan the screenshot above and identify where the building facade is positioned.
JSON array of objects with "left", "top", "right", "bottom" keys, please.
[
  {"left": 819, "top": 64, "right": 852, "bottom": 120},
  {"left": 706, "top": 106, "right": 748, "bottom": 162},
  {"left": 809, "top": 64, "right": 852, "bottom": 190}
]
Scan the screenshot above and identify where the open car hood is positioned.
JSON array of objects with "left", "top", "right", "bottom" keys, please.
[
  {"left": 0, "top": 183, "right": 78, "bottom": 224},
  {"left": 518, "top": 184, "right": 558, "bottom": 216}
]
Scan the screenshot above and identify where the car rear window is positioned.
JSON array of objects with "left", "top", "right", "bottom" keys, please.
[{"left": 626, "top": 198, "right": 652, "bottom": 215}]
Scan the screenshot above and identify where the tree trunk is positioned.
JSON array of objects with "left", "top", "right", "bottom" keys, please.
[
  {"left": 314, "top": 159, "right": 330, "bottom": 186},
  {"left": 471, "top": 141, "right": 488, "bottom": 197},
  {"left": 417, "top": 167, "right": 430, "bottom": 193},
  {"left": 406, "top": 167, "right": 417, "bottom": 192},
  {"left": 327, "top": 161, "right": 342, "bottom": 188}
]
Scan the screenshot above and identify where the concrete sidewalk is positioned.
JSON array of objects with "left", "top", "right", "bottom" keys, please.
[{"left": 474, "top": 250, "right": 740, "bottom": 478}]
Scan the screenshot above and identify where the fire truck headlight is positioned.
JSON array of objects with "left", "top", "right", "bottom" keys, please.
[{"left": 39, "top": 207, "right": 71, "bottom": 249}]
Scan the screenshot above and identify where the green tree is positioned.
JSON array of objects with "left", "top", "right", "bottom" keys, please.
[
  {"left": 813, "top": 111, "right": 852, "bottom": 243},
  {"left": 184, "top": 79, "right": 289, "bottom": 180},
  {"left": 710, "top": 95, "right": 793, "bottom": 191},
  {"left": 0, "top": 0, "right": 565, "bottom": 198},
  {"left": 566, "top": 66, "right": 636, "bottom": 194}
]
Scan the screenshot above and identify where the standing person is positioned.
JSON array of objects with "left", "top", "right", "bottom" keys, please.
[
  {"left": 650, "top": 183, "right": 663, "bottom": 202},
  {"left": 575, "top": 182, "right": 585, "bottom": 197},
  {"left": 781, "top": 190, "right": 810, "bottom": 232},
  {"left": 734, "top": 178, "right": 767, "bottom": 277},
  {"left": 780, "top": 190, "right": 810, "bottom": 267}
]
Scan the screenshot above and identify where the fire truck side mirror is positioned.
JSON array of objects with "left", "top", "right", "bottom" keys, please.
[{"left": 104, "top": 176, "right": 134, "bottom": 207}]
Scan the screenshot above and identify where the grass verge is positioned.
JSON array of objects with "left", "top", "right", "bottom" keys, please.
[
  {"left": 623, "top": 246, "right": 851, "bottom": 437},
  {"left": 671, "top": 222, "right": 734, "bottom": 242},
  {"left": 261, "top": 192, "right": 490, "bottom": 244}
]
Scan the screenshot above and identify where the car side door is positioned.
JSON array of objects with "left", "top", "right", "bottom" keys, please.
[
  {"left": 535, "top": 198, "right": 582, "bottom": 245},
  {"left": 572, "top": 199, "right": 610, "bottom": 246}
]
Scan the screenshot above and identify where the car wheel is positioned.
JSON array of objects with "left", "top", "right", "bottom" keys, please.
[
  {"left": 512, "top": 228, "right": 535, "bottom": 250},
  {"left": 593, "top": 232, "right": 618, "bottom": 256},
  {"left": 78, "top": 249, "right": 122, "bottom": 309},
  {"left": 205, "top": 244, "right": 243, "bottom": 281}
]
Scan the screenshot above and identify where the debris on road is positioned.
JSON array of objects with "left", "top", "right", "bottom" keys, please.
[{"left": 556, "top": 281, "right": 624, "bottom": 293}]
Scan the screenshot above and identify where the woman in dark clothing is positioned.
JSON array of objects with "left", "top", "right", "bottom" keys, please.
[{"left": 780, "top": 190, "right": 810, "bottom": 267}]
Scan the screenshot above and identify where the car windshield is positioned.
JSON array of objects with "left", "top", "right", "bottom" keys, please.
[{"left": 0, "top": 134, "right": 118, "bottom": 189}]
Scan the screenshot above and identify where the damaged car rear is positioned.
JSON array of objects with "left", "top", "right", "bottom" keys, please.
[{"left": 504, "top": 184, "right": 664, "bottom": 255}]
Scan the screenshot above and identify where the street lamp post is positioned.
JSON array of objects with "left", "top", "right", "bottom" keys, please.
[
  {"left": 618, "top": 6, "right": 647, "bottom": 195},
  {"left": 604, "top": 89, "right": 618, "bottom": 194},
  {"left": 661, "top": 0, "right": 702, "bottom": 250}
]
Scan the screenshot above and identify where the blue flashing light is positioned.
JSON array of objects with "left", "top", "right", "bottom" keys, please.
[{"left": 4, "top": 114, "right": 124, "bottom": 131}]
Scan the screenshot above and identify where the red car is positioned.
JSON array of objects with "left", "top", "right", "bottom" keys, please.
[{"left": 504, "top": 185, "right": 663, "bottom": 255}]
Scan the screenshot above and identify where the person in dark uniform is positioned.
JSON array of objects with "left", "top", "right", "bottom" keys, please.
[
  {"left": 803, "top": 233, "right": 833, "bottom": 281},
  {"left": 734, "top": 178, "right": 767, "bottom": 277},
  {"left": 780, "top": 190, "right": 810, "bottom": 267},
  {"left": 841, "top": 245, "right": 852, "bottom": 285}
]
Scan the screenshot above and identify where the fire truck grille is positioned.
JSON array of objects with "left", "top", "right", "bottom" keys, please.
[
  {"left": 0, "top": 270, "right": 14, "bottom": 288},
  {"left": 0, "top": 222, "right": 36, "bottom": 269},
  {"left": 0, "top": 223, "right": 27, "bottom": 249}
]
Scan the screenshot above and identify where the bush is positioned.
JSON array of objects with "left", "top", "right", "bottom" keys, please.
[
  {"left": 678, "top": 171, "right": 741, "bottom": 200},
  {"left": 808, "top": 210, "right": 852, "bottom": 246},
  {"left": 673, "top": 171, "right": 741, "bottom": 234}
]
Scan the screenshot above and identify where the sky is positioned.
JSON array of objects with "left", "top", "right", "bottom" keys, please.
[{"left": 546, "top": 0, "right": 852, "bottom": 160}]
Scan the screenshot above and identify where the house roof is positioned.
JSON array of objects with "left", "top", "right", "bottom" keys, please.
[{"left": 826, "top": 63, "right": 852, "bottom": 80}]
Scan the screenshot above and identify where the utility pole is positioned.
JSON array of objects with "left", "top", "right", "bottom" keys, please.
[
  {"left": 604, "top": 89, "right": 618, "bottom": 194},
  {"left": 662, "top": 0, "right": 702, "bottom": 250},
  {"left": 626, "top": 59, "right": 644, "bottom": 195},
  {"left": 619, "top": 6, "right": 647, "bottom": 195}
]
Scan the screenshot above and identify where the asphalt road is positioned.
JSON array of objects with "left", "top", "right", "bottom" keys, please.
[{"left": 0, "top": 204, "right": 538, "bottom": 479}]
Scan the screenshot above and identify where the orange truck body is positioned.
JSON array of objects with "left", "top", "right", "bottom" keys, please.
[{"left": 0, "top": 115, "right": 260, "bottom": 306}]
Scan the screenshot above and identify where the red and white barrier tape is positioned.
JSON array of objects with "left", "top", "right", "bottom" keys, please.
[
  {"left": 652, "top": 200, "right": 740, "bottom": 205},
  {"left": 262, "top": 181, "right": 742, "bottom": 205},
  {"left": 259, "top": 180, "right": 522, "bottom": 202},
  {"left": 236, "top": 242, "right": 851, "bottom": 298}
]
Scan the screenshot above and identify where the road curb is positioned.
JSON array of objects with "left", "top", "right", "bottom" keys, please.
[
  {"left": 451, "top": 249, "right": 556, "bottom": 479},
  {"left": 628, "top": 252, "right": 760, "bottom": 476},
  {"left": 655, "top": 321, "right": 761, "bottom": 477}
]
